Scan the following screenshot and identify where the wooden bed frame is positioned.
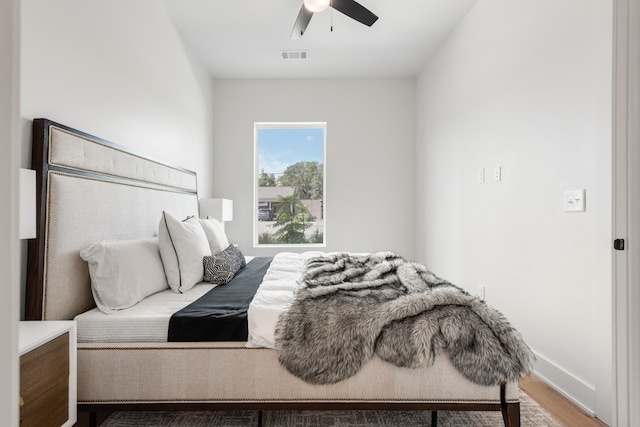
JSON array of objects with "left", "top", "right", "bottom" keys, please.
[{"left": 25, "top": 118, "right": 521, "bottom": 427}]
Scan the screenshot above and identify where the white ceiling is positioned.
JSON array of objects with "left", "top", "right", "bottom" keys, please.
[{"left": 163, "top": 0, "right": 477, "bottom": 79}]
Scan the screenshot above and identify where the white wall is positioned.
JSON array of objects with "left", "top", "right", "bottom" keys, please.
[
  {"left": 211, "top": 79, "right": 416, "bottom": 258},
  {"left": 20, "top": 0, "right": 214, "bottom": 195},
  {"left": 416, "top": 0, "right": 612, "bottom": 423},
  {"left": 1, "top": 0, "right": 20, "bottom": 424},
  {"left": 20, "top": 0, "right": 216, "bottom": 317}
]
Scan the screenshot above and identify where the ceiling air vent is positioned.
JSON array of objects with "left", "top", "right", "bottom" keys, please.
[{"left": 281, "top": 51, "right": 308, "bottom": 60}]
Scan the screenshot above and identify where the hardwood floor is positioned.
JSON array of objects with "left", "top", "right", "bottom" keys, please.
[
  {"left": 75, "top": 375, "right": 608, "bottom": 426},
  {"left": 519, "top": 375, "right": 608, "bottom": 427}
]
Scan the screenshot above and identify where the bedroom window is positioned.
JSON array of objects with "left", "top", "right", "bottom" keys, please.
[{"left": 254, "top": 122, "right": 326, "bottom": 248}]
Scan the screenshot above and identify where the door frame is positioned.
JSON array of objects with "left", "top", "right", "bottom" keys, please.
[{"left": 612, "top": 0, "right": 640, "bottom": 425}]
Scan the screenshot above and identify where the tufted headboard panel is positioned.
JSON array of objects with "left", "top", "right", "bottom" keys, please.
[{"left": 25, "top": 119, "right": 199, "bottom": 320}]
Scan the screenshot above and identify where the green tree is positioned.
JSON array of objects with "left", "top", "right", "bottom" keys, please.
[
  {"left": 258, "top": 169, "right": 277, "bottom": 187},
  {"left": 258, "top": 232, "right": 278, "bottom": 244},
  {"left": 278, "top": 161, "right": 323, "bottom": 200},
  {"left": 271, "top": 194, "right": 312, "bottom": 244}
]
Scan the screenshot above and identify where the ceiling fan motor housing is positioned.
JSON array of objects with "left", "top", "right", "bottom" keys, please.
[{"left": 304, "top": 0, "right": 330, "bottom": 13}]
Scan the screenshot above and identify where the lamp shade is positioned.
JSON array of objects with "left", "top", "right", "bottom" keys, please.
[
  {"left": 199, "top": 198, "right": 233, "bottom": 222},
  {"left": 19, "top": 168, "right": 36, "bottom": 239}
]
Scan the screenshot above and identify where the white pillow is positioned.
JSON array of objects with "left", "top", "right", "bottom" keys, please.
[
  {"left": 80, "top": 237, "right": 169, "bottom": 314},
  {"left": 158, "top": 211, "right": 211, "bottom": 293},
  {"left": 199, "top": 217, "right": 230, "bottom": 255}
]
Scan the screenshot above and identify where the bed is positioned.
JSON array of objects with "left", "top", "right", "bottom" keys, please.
[{"left": 25, "top": 118, "right": 531, "bottom": 427}]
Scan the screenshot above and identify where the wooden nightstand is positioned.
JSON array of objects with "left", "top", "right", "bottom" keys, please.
[{"left": 19, "top": 321, "right": 77, "bottom": 427}]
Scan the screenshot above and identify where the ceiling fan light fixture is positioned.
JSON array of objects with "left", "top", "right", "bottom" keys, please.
[{"left": 303, "top": 0, "right": 330, "bottom": 13}]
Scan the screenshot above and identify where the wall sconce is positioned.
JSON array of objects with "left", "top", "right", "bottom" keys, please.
[
  {"left": 199, "top": 199, "right": 233, "bottom": 228},
  {"left": 19, "top": 168, "right": 36, "bottom": 240}
]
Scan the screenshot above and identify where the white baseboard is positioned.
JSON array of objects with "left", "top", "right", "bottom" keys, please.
[{"left": 532, "top": 350, "right": 596, "bottom": 416}]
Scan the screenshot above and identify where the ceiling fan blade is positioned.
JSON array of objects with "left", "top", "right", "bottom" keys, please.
[
  {"left": 330, "top": 0, "right": 378, "bottom": 26},
  {"left": 290, "top": 5, "right": 314, "bottom": 39}
]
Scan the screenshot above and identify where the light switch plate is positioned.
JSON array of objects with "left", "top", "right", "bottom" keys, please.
[{"left": 564, "top": 189, "right": 586, "bottom": 212}]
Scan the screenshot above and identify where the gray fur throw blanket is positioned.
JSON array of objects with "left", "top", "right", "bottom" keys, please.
[{"left": 274, "top": 252, "right": 534, "bottom": 386}]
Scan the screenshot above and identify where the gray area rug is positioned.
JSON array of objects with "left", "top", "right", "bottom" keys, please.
[{"left": 101, "top": 390, "right": 561, "bottom": 426}]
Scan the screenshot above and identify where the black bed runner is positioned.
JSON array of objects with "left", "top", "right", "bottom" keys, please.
[{"left": 168, "top": 257, "right": 272, "bottom": 342}]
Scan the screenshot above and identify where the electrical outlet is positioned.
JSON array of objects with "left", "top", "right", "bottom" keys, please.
[
  {"left": 564, "top": 189, "right": 586, "bottom": 212},
  {"left": 494, "top": 167, "right": 501, "bottom": 182},
  {"left": 478, "top": 284, "right": 485, "bottom": 301}
]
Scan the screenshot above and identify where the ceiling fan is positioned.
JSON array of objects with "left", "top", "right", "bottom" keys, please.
[{"left": 291, "top": 0, "right": 379, "bottom": 39}]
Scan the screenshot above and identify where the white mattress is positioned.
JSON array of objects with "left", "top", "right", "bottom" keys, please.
[{"left": 75, "top": 282, "right": 216, "bottom": 342}]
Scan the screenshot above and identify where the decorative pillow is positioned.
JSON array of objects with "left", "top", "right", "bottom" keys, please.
[
  {"left": 199, "top": 217, "right": 230, "bottom": 255},
  {"left": 203, "top": 245, "right": 246, "bottom": 285},
  {"left": 80, "top": 237, "right": 169, "bottom": 314},
  {"left": 158, "top": 211, "right": 211, "bottom": 293}
]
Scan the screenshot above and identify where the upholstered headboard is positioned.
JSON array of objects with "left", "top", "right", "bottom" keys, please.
[{"left": 25, "top": 119, "right": 199, "bottom": 320}]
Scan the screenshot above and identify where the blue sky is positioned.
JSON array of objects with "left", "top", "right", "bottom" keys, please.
[{"left": 258, "top": 126, "right": 324, "bottom": 176}]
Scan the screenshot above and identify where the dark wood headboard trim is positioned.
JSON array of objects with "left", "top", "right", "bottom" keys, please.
[
  {"left": 26, "top": 119, "right": 57, "bottom": 320},
  {"left": 25, "top": 118, "right": 198, "bottom": 320}
]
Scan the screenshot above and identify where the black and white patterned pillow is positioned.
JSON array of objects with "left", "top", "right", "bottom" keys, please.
[{"left": 203, "top": 245, "right": 246, "bottom": 285}]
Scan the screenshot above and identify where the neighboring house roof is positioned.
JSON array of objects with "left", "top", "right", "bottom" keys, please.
[{"left": 258, "top": 186, "right": 294, "bottom": 202}]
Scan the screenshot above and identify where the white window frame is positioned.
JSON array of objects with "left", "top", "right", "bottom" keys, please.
[{"left": 253, "top": 122, "right": 327, "bottom": 248}]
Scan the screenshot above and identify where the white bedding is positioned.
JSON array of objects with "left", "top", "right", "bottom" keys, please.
[
  {"left": 76, "top": 256, "right": 257, "bottom": 342},
  {"left": 246, "top": 251, "right": 324, "bottom": 349},
  {"left": 75, "top": 253, "right": 318, "bottom": 344}
]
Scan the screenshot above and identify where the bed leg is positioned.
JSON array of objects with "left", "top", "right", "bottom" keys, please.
[
  {"left": 431, "top": 410, "right": 437, "bottom": 427},
  {"left": 257, "top": 410, "right": 263, "bottom": 427},
  {"left": 500, "top": 383, "right": 521, "bottom": 427},
  {"left": 501, "top": 402, "right": 520, "bottom": 427},
  {"left": 89, "top": 411, "right": 97, "bottom": 427}
]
